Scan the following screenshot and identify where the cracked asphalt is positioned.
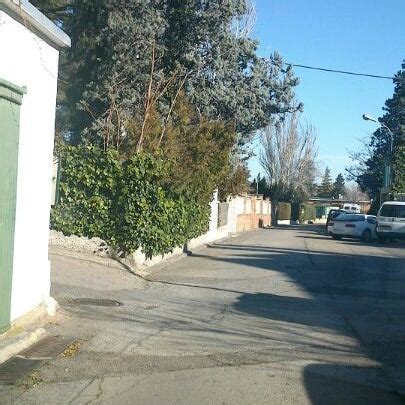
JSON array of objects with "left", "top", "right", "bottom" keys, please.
[{"left": 2, "top": 225, "right": 405, "bottom": 404}]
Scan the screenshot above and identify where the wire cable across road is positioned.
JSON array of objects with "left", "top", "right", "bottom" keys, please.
[{"left": 285, "top": 63, "right": 395, "bottom": 80}]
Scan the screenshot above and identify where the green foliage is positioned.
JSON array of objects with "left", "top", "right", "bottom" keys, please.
[
  {"left": 218, "top": 163, "right": 250, "bottom": 201},
  {"left": 160, "top": 95, "right": 248, "bottom": 201},
  {"left": 383, "top": 62, "right": 405, "bottom": 195},
  {"left": 34, "top": 0, "right": 299, "bottom": 150},
  {"left": 317, "top": 167, "right": 333, "bottom": 197},
  {"left": 300, "top": 204, "right": 317, "bottom": 222},
  {"left": 51, "top": 146, "right": 210, "bottom": 257},
  {"left": 113, "top": 154, "right": 209, "bottom": 256},
  {"left": 33, "top": 1, "right": 299, "bottom": 200},
  {"left": 250, "top": 173, "right": 268, "bottom": 195},
  {"left": 349, "top": 61, "right": 405, "bottom": 199},
  {"left": 277, "top": 202, "right": 291, "bottom": 220},
  {"left": 291, "top": 202, "right": 300, "bottom": 221},
  {"left": 292, "top": 203, "right": 316, "bottom": 222},
  {"left": 392, "top": 144, "right": 405, "bottom": 194},
  {"left": 31, "top": 0, "right": 108, "bottom": 140},
  {"left": 332, "top": 173, "right": 346, "bottom": 199},
  {"left": 51, "top": 146, "right": 120, "bottom": 239}
]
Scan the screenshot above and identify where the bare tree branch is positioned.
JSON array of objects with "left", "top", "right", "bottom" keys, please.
[
  {"left": 156, "top": 72, "right": 190, "bottom": 150},
  {"left": 232, "top": 0, "right": 257, "bottom": 38},
  {"left": 260, "top": 112, "right": 318, "bottom": 203},
  {"left": 137, "top": 38, "right": 156, "bottom": 153}
]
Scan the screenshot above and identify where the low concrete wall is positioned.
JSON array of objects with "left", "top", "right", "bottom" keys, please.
[
  {"left": 128, "top": 226, "right": 230, "bottom": 274},
  {"left": 128, "top": 192, "right": 231, "bottom": 273},
  {"left": 49, "top": 192, "right": 272, "bottom": 274},
  {"left": 49, "top": 230, "right": 110, "bottom": 256},
  {"left": 128, "top": 246, "right": 186, "bottom": 273},
  {"left": 277, "top": 219, "right": 292, "bottom": 225}
]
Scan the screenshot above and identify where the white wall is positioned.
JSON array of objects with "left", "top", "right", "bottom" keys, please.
[
  {"left": 263, "top": 200, "right": 271, "bottom": 215},
  {"left": 227, "top": 198, "right": 237, "bottom": 234},
  {"left": 0, "top": 11, "right": 59, "bottom": 321},
  {"left": 227, "top": 196, "right": 245, "bottom": 233},
  {"left": 255, "top": 199, "right": 261, "bottom": 213},
  {"left": 208, "top": 190, "right": 219, "bottom": 234},
  {"left": 245, "top": 198, "right": 251, "bottom": 214},
  {"left": 235, "top": 196, "right": 245, "bottom": 215}
]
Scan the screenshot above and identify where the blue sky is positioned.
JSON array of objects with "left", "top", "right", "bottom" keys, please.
[{"left": 248, "top": 0, "right": 404, "bottom": 182}]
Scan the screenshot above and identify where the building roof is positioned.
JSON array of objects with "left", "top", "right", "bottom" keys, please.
[
  {"left": 308, "top": 197, "right": 371, "bottom": 204},
  {"left": 0, "top": 0, "right": 70, "bottom": 49},
  {"left": 381, "top": 201, "right": 405, "bottom": 205}
]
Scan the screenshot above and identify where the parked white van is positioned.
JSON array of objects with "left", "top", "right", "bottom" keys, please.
[
  {"left": 343, "top": 203, "right": 361, "bottom": 213},
  {"left": 377, "top": 201, "right": 405, "bottom": 242}
]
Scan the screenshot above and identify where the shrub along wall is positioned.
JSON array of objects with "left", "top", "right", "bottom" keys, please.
[
  {"left": 291, "top": 203, "right": 300, "bottom": 222},
  {"left": 286, "top": 203, "right": 317, "bottom": 223},
  {"left": 299, "top": 204, "right": 317, "bottom": 222},
  {"left": 51, "top": 146, "right": 210, "bottom": 257},
  {"left": 277, "top": 202, "right": 291, "bottom": 220}
]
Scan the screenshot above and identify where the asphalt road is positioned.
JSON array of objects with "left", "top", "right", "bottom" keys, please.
[{"left": 3, "top": 225, "right": 405, "bottom": 404}]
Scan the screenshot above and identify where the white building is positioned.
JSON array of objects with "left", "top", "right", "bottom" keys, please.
[{"left": 0, "top": 0, "right": 70, "bottom": 332}]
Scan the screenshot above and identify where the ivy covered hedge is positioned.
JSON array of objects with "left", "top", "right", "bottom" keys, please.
[
  {"left": 298, "top": 204, "right": 316, "bottom": 222},
  {"left": 291, "top": 203, "right": 317, "bottom": 222},
  {"left": 51, "top": 146, "right": 210, "bottom": 257},
  {"left": 277, "top": 202, "right": 291, "bottom": 220}
]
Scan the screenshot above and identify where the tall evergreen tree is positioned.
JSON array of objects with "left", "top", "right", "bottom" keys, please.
[
  {"left": 383, "top": 61, "right": 405, "bottom": 194},
  {"left": 31, "top": 0, "right": 110, "bottom": 141},
  {"left": 348, "top": 61, "right": 405, "bottom": 198},
  {"left": 32, "top": 1, "right": 301, "bottom": 198},
  {"left": 318, "top": 167, "right": 333, "bottom": 197},
  {"left": 32, "top": 1, "right": 300, "bottom": 150},
  {"left": 251, "top": 173, "right": 268, "bottom": 195},
  {"left": 332, "top": 173, "right": 346, "bottom": 199}
]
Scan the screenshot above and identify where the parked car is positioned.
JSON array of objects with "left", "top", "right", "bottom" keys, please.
[
  {"left": 376, "top": 201, "right": 405, "bottom": 243},
  {"left": 326, "top": 209, "right": 346, "bottom": 234},
  {"left": 343, "top": 203, "right": 361, "bottom": 213},
  {"left": 330, "top": 213, "right": 377, "bottom": 242}
]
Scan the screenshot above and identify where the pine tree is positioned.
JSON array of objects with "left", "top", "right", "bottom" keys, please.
[
  {"left": 31, "top": 0, "right": 110, "bottom": 141},
  {"left": 350, "top": 61, "right": 404, "bottom": 198},
  {"left": 318, "top": 167, "right": 333, "bottom": 197},
  {"left": 33, "top": 1, "right": 302, "bottom": 198},
  {"left": 251, "top": 174, "right": 268, "bottom": 195},
  {"left": 383, "top": 62, "right": 405, "bottom": 194},
  {"left": 332, "top": 173, "right": 346, "bottom": 199},
  {"left": 32, "top": 1, "right": 300, "bottom": 150}
]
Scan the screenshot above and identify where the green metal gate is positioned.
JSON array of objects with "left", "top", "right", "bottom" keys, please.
[{"left": 0, "top": 78, "right": 25, "bottom": 333}]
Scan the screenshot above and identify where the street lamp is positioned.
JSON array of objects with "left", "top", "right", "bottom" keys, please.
[
  {"left": 362, "top": 113, "right": 393, "bottom": 153},
  {"left": 362, "top": 113, "right": 394, "bottom": 203}
]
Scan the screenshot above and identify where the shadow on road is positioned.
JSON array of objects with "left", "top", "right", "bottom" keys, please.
[
  {"left": 193, "top": 237, "right": 405, "bottom": 401},
  {"left": 52, "top": 227, "right": 405, "bottom": 402},
  {"left": 303, "top": 363, "right": 404, "bottom": 404},
  {"left": 272, "top": 224, "right": 326, "bottom": 235}
]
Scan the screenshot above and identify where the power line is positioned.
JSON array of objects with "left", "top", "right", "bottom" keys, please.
[{"left": 285, "top": 63, "right": 395, "bottom": 80}]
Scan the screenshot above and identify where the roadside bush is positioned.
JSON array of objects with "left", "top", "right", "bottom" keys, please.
[
  {"left": 51, "top": 146, "right": 121, "bottom": 240},
  {"left": 291, "top": 203, "right": 300, "bottom": 221},
  {"left": 299, "top": 204, "right": 316, "bottom": 222},
  {"left": 277, "top": 202, "right": 291, "bottom": 220},
  {"left": 51, "top": 146, "right": 210, "bottom": 257},
  {"left": 113, "top": 154, "right": 210, "bottom": 257}
]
